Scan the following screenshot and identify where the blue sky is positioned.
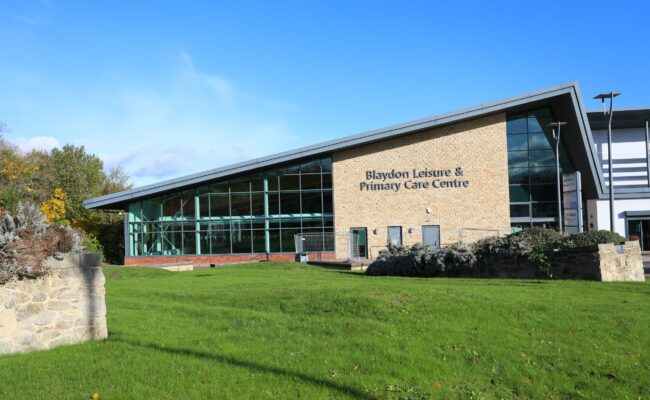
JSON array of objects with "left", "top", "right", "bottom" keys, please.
[{"left": 1, "top": 1, "right": 649, "bottom": 186}]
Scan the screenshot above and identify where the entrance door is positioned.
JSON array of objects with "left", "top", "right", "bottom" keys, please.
[
  {"left": 627, "top": 219, "right": 650, "bottom": 251},
  {"left": 422, "top": 225, "right": 440, "bottom": 250},
  {"left": 349, "top": 228, "right": 368, "bottom": 258}
]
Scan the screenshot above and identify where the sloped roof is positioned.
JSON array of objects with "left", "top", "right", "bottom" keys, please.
[{"left": 85, "top": 81, "right": 603, "bottom": 209}]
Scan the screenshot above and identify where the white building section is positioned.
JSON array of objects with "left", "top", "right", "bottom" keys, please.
[
  {"left": 592, "top": 127, "right": 649, "bottom": 189},
  {"left": 587, "top": 198, "right": 650, "bottom": 236}
]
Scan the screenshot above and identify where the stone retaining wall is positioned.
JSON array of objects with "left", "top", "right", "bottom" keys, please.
[
  {"left": 0, "top": 254, "right": 107, "bottom": 355},
  {"left": 551, "top": 241, "right": 645, "bottom": 281},
  {"left": 486, "top": 241, "right": 645, "bottom": 281}
]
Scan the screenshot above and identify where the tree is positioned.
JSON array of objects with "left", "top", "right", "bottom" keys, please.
[
  {"left": 0, "top": 127, "right": 40, "bottom": 212},
  {"left": 102, "top": 166, "right": 131, "bottom": 195},
  {"left": 40, "top": 188, "right": 68, "bottom": 224},
  {"left": 47, "top": 145, "right": 105, "bottom": 223},
  {"left": 0, "top": 125, "right": 132, "bottom": 264}
]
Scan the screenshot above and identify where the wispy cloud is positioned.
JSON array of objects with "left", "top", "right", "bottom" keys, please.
[
  {"left": 3, "top": 50, "right": 300, "bottom": 187},
  {"left": 14, "top": 135, "right": 60, "bottom": 152}
]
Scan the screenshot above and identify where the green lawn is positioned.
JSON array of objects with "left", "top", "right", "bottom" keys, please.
[{"left": 0, "top": 263, "right": 648, "bottom": 399}]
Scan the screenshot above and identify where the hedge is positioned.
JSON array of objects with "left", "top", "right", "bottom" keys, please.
[{"left": 365, "top": 228, "right": 627, "bottom": 278}]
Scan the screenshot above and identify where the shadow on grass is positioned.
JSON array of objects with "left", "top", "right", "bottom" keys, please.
[
  {"left": 334, "top": 270, "right": 555, "bottom": 285},
  {"left": 113, "top": 337, "right": 376, "bottom": 400}
]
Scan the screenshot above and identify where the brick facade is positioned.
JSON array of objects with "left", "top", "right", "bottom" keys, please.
[
  {"left": 332, "top": 113, "right": 510, "bottom": 259},
  {"left": 124, "top": 252, "right": 337, "bottom": 266}
]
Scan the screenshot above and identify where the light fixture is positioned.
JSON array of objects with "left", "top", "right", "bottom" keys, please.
[
  {"left": 594, "top": 92, "right": 621, "bottom": 232},
  {"left": 548, "top": 121, "right": 567, "bottom": 233},
  {"left": 372, "top": 229, "right": 378, "bottom": 235},
  {"left": 408, "top": 228, "right": 413, "bottom": 234}
]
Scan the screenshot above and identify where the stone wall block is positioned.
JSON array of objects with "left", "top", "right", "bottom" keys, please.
[
  {"left": 551, "top": 241, "right": 645, "bottom": 281},
  {"left": 0, "top": 255, "right": 107, "bottom": 355},
  {"left": 0, "top": 309, "right": 17, "bottom": 337}
]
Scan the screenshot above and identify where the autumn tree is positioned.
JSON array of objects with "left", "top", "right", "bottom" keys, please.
[
  {"left": 40, "top": 188, "right": 68, "bottom": 224},
  {"left": 47, "top": 144, "right": 105, "bottom": 223},
  {"left": 0, "top": 124, "right": 132, "bottom": 264},
  {"left": 0, "top": 126, "right": 39, "bottom": 211}
]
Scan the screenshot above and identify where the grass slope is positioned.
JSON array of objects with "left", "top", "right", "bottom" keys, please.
[{"left": 0, "top": 262, "right": 648, "bottom": 399}]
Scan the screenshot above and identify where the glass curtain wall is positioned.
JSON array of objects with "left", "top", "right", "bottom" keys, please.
[
  {"left": 507, "top": 108, "right": 573, "bottom": 229},
  {"left": 127, "top": 158, "right": 334, "bottom": 256}
]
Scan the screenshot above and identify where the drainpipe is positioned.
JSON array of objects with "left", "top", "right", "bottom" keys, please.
[{"left": 263, "top": 175, "right": 270, "bottom": 260}]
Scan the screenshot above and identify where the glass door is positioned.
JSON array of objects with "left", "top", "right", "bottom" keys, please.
[
  {"left": 349, "top": 228, "right": 368, "bottom": 258},
  {"left": 627, "top": 219, "right": 650, "bottom": 251}
]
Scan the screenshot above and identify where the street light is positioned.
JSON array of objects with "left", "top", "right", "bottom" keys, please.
[
  {"left": 594, "top": 92, "right": 621, "bottom": 232},
  {"left": 548, "top": 121, "right": 567, "bottom": 233}
]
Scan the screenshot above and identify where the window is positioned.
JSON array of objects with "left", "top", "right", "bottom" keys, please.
[
  {"left": 387, "top": 226, "right": 402, "bottom": 246},
  {"left": 127, "top": 157, "right": 335, "bottom": 256},
  {"left": 507, "top": 108, "right": 574, "bottom": 228}
]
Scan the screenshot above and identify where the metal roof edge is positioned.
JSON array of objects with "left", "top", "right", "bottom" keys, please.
[
  {"left": 85, "top": 82, "right": 580, "bottom": 209},
  {"left": 587, "top": 107, "right": 650, "bottom": 113},
  {"left": 568, "top": 83, "right": 607, "bottom": 198}
]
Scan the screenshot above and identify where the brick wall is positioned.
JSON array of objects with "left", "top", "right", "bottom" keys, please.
[
  {"left": 332, "top": 113, "right": 510, "bottom": 259},
  {"left": 124, "top": 252, "right": 337, "bottom": 266}
]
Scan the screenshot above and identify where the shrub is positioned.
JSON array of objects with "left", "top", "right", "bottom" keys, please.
[
  {"left": 83, "top": 233, "right": 104, "bottom": 256},
  {"left": 368, "top": 243, "right": 436, "bottom": 276},
  {"left": 559, "top": 230, "right": 625, "bottom": 249},
  {"left": 0, "top": 202, "right": 84, "bottom": 285},
  {"left": 511, "top": 227, "right": 563, "bottom": 277},
  {"left": 439, "top": 243, "right": 477, "bottom": 276},
  {"left": 512, "top": 227, "right": 562, "bottom": 253},
  {"left": 473, "top": 234, "right": 530, "bottom": 265},
  {"left": 365, "top": 227, "right": 627, "bottom": 279},
  {"left": 367, "top": 242, "right": 476, "bottom": 277}
]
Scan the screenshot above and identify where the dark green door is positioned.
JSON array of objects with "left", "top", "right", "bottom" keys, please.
[{"left": 350, "top": 228, "right": 368, "bottom": 258}]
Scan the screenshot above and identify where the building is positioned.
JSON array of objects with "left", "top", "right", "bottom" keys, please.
[
  {"left": 587, "top": 109, "right": 650, "bottom": 250},
  {"left": 84, "top": 82, "right": 650, "bottom": 265}
]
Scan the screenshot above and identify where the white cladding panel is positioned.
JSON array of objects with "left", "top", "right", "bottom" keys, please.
[
  {"left": 587, "top": 198, "right": 650, "bottom": 237},
  {"left": 592, "top": 128, "right": 649, "bottom": 189}
]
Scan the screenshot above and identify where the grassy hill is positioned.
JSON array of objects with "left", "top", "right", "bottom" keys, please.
[{"left": 0, "top": 262, "right": 648, "bottom": 399}]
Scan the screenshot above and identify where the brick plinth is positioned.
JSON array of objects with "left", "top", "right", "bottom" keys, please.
[{"left": 124, "top": 252, "right": 336, "bottom": 266}]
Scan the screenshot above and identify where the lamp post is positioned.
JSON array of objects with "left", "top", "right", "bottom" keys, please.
[
  {"left": 548, "top": 121, "right": 567, "bottom": 233},
  {"left": 594, "top": 92, "right": 621, "bottom": 232}
]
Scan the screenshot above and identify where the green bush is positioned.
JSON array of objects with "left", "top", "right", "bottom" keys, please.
[
  {"left": 369, "top": 243, "right": 436, "bottom": 277},
  {"left": 439, "top": 243, "right": 477, "bottom": 276},
  {"left": 473, "top": 234, "right": 530, "bottom": 265},
  {"left": 365, "top": 227, "right": 628, "bottom": 279},
  {"left": 82, "top": 233, "right": 104, "bottom": 255},
  {"left": 367, "top": 242, "right": 476, "bottom": 277},
  {"left": 559, "top": 230, "right": 625, "bottom": 249},
  {"left": 512, "top": 227, "right": 563, "bottom": 277},
  {"left": 512, "top": 227, "right": 562, "bottom": 253}
]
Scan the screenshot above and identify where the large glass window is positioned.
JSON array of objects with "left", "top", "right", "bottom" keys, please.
[
  {"left": 127, "top": 157, "right": 335, "bottom": 256},
  {"left": 506, "top": 109, "right": 573, "bottom": 228}
]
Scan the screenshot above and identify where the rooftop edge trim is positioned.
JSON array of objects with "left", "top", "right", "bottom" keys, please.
[{"left": 85, "top": 81, "right": 582, "bottom": 209}]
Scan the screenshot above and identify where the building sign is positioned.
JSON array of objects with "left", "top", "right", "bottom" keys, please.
[
  {"left": 360, "top": 167, "right": 469, "bottom": 192},
  {"left": 562, "top": 171, "right": 583, "bottom": 234}
]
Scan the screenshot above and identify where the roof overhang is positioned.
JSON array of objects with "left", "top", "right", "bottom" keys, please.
[
  {"left": 588, "top": 108, "right": 650, "bottom": 130},
  {"left": 85, "top": 81, "right": 605, "bottom": 210}
]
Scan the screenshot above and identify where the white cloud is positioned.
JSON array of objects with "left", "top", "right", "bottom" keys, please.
[
  {"left": 13, "top": 135, "right": 60, "bottom": 152},
  {"left": 84, "top": 51, "right": 300, "bottom": 186},
  {"left": 0, "top": 50, "right": 302, "bottom": 187}
]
